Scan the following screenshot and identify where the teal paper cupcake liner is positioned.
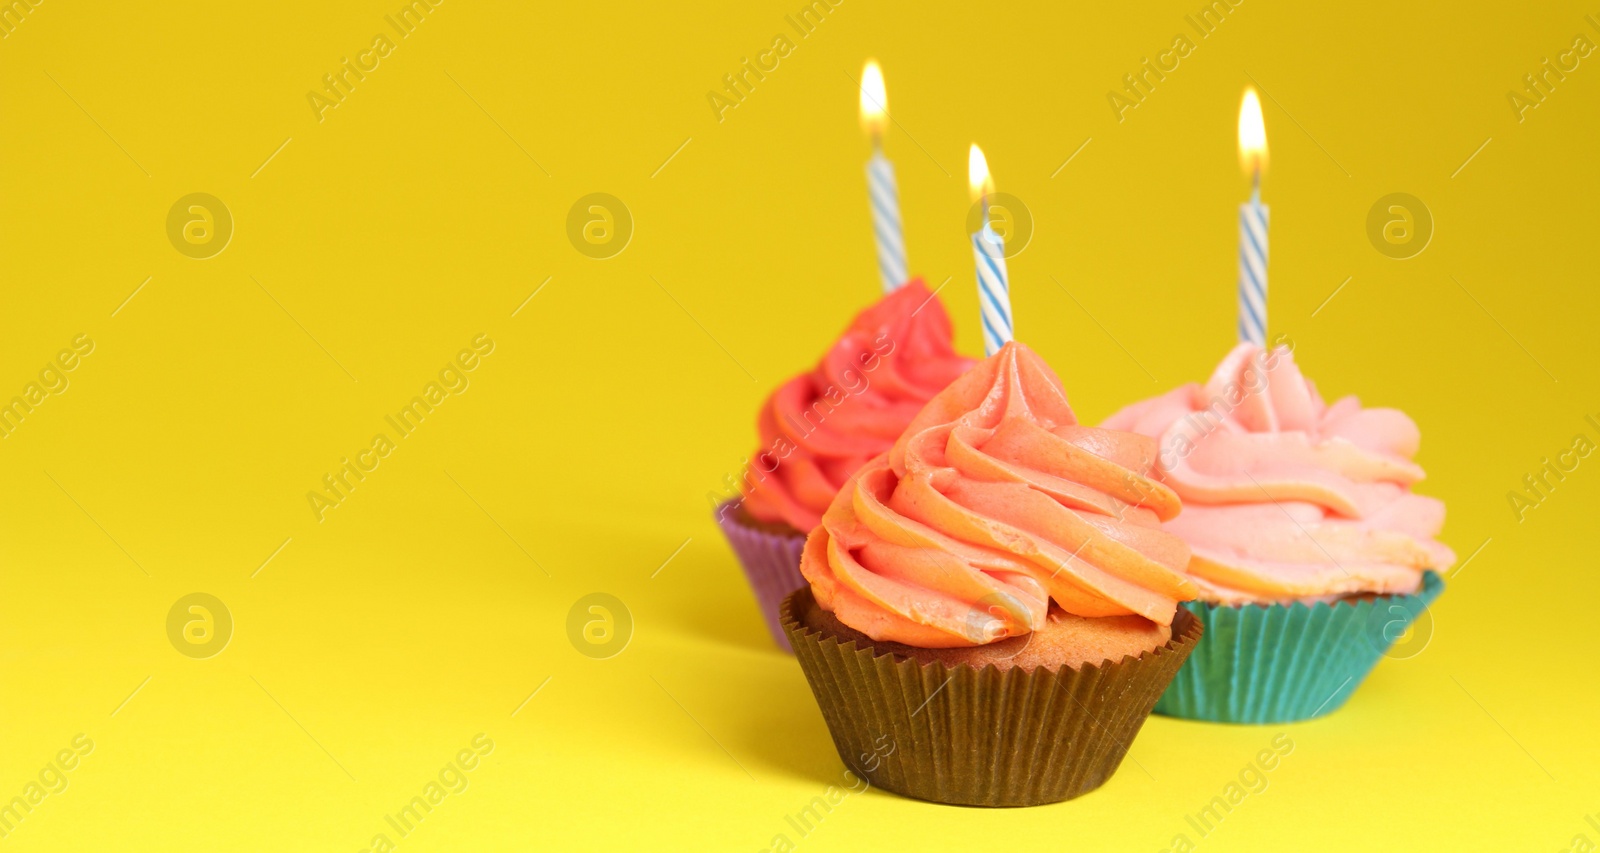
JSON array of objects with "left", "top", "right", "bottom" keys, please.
[{"left": 1153, "top": 571, "right": 1444, "bottom": 724}]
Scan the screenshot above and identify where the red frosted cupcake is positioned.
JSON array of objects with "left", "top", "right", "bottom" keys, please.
[
  {"left": 783, "top": 342, "right": 1202, "bottom": 806},
  {"left": 716, "top": 279, "right": 974, "bottom": 650}
]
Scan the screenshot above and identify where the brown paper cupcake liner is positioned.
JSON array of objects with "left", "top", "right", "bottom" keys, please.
[{"left": 781, "top": 587, "right": 1202, "bottom": 807}]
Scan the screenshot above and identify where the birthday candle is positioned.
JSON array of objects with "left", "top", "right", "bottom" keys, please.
[
  {"left": 860, "top": 61, "right": 907, "bottom": 292},
  {"left": 1237, "top": 88, "right": 1269, "bottom": 346},
  {"left": 969, "top": 144, "right": 1012, "bottom": 356}
]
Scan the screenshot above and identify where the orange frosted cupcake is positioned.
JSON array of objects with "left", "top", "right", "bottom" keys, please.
[
  {"left": 716, "top": 279, "right": 973, "bottom": 649},
  {"left": 783, "top": 342, "right": 1202, "bottom": 806}
]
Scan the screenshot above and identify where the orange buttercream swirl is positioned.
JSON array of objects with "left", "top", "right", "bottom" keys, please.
[
  {"left": 799, "top": 342, "right": 1197, "bottom": 648},
  {"left": 741, "top": 280, "right": 975, "bottom": 532},
  {"left": 1103, "top": 342, "right": 1455, "bottom": 603}
]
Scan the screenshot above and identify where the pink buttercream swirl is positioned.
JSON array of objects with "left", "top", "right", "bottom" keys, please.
[{"left": 1103, "top": 342, "right": 1454, "bottom": 604}]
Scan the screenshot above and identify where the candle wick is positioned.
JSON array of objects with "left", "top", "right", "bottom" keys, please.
[{"left": 1251, "top": 166, "right": 1261, "bottom": 197}]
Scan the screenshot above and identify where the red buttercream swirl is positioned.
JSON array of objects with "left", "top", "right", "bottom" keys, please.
[
  {"left": 800, "top": 342, "right": 1196, "bottom": 648},
  {"left": 741, "top": 279, "right": 975, "bottom": 531}
]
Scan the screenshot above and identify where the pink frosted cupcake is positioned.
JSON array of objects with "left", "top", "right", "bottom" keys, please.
[
  {"left": 716, "top": 279, "right": 974, "bottom": 649},
  {"left": 1103, "top": 342, "right": 1453, "bottom": 722}
]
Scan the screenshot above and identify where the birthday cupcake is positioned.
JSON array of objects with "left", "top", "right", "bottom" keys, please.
[
  {"left": 716, "top": 279, "right": 974, "bottom": 650},
  {"left": 1103, "top": 342, "right": 1453, "bottom": 723},
  {"left": 783, "top": 342, "right": 1202, "bottom": 806}
]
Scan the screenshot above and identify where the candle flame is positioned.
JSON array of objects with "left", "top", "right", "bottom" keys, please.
[
  {"left": 1238, "top": 88, "right": 1268, "bottom": 178},
  {"left": 859, "top": 60, "right": 888, "bottom": 138},
  {"left": 968, "top": 143, "right": 993, "bottom": 203}
]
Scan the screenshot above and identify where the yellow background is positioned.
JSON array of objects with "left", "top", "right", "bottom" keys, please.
[{"left": 2, "top": 0, "right": 1596, "bottom": 850}]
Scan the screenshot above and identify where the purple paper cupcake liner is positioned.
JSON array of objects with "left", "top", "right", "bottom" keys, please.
[{"left": 715, "top": 500, "right": 808, "bottom": 652}]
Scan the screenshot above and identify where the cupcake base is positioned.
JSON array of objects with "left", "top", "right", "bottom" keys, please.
[
  {"left": 1153, "top": 571, "right": 1445, "bottom": 724},
  {"left": 715, "top": 500, "right": 808, "bottom": 652},
  {"left": 782, "top": 587, "right": 1202, "bottom": 807}
]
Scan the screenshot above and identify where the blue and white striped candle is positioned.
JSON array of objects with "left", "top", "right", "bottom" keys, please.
[
  {"left": 969, "top": 144, "right": 1012, "bottom": 356},
  {"left": 866, "top": 152, "right": 907, "bottom": 292},
  {"left": 1238, "top": 187, "right": 1269, "bottom": 346},
  {"left": 1237, "top": 88, "right": 1269, "bottom": 346},
  {"left": 860, "top": 61, "right": 906, "bottom": 292}
]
